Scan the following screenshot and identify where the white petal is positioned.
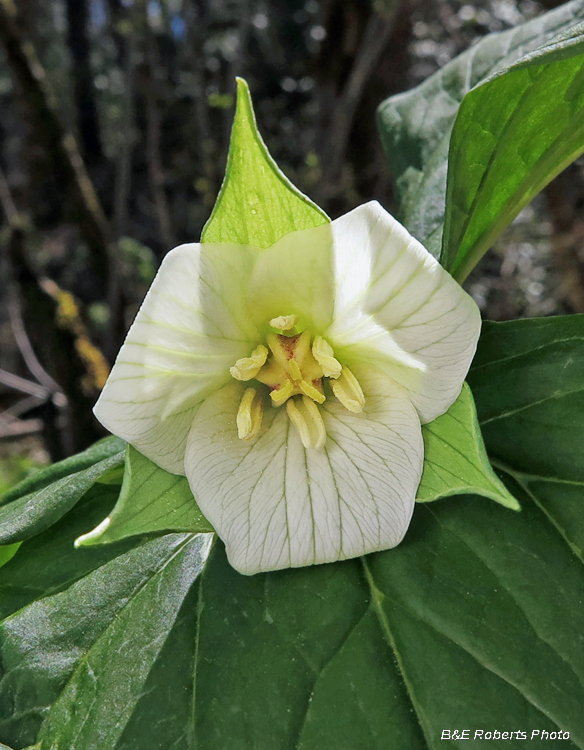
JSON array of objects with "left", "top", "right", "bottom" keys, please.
[
  {"left": 184, "top": 364, "right": 423, "bottom": 575},
  {"left": 94, "top": 243, "right": 260, "bottom": 474},
  {"left": 246, "top": 222, "right": 334, "bottom": 332},
  {"left": 326, "top": 202, "right": 481, "bottom": 423}
]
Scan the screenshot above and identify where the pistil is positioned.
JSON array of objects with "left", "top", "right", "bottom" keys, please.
[{"left": 230, "top": 323, "right": 366, "bottom": 449}]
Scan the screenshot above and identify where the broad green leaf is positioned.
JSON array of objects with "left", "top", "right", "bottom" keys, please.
[
  {"left": 201, "top": 78, "right": 328, "bottom": 247},
  {"left": 444, "top": 30, "right": 584, "bottom": 281},
  {"left": 0, "top": 435, "right": 124, "bottom": 506},
  {"left": 0, "top": 451, "right": 124, "bottom": 545},
  {"left": 0, "top": 482, "right": 212, "bottom": 749},
  {"left": 75, "top": 445, "right": 213, "bottom": 548},
  {"left": 0, "top": 485, "right": 142, "bottom": 624},
  {"left": 377, "top": 0, "right": 584, "bottom": 258},
  {"left": 0, "top": 544, "right": 19, "bottom": 570},
  {"left": 1, "top": 314, "right": 583, "bottom": 748},
  {"left": 418, "top": 382, "right": 519, "bottom": 510},
  {"left": 468, "top": 314, "right": 584, "bottom": 560},
  {"left": 37, "top": 533, "right": 212, "bottom": 750}
]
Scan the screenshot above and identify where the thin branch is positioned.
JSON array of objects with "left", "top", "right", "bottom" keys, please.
[
  {"left": 0, "top": 164, "right": 66, "bottom": 397},
  {"left": 321, "top": 2, "right": 400, "bottom": 186},
  {"left": 7, "top": 295, "right": 63, "bottom": 394},
  {"left": 3, "top": 394, "right": 45, "bottom": 418},
  {"left": 0, "top": 368, "right": 48, "bottom": 399},
  {"left": 0, "top": 416, "right": 43, "bottom": 441},
  {"left": 0, "top": 165, "right": 18, "bottom": 223}
]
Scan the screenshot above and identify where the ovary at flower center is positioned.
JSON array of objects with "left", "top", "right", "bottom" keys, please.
[
  {"left": 256, "top": 330, "right": 326, "bottom": 406},
  {"left": 229, "top": 318, "right": 365, "bottom": 449}
]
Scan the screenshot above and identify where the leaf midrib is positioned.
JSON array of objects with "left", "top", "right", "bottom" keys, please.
[
  {"left": 365, "top": 511, "right": 584, "bottom": 749},
  {"left": 37, "top": 533, "right": 199, "bottom": 749},
  {"left": 361, "top": 557, "right": 434, "bottom": 750}
]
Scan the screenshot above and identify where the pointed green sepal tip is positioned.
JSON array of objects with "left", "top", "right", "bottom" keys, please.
[
  {"left": 74, "top": 445, "right": 214, "bottom": 549},
  {"left": 201, "top": 77, "right": 329, "bottom": 248},
  {"left": 417, "top": 383, "right": 521, "bottom": 511}
]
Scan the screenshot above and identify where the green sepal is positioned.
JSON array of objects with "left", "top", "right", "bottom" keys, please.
[
  {"left": 201, "top": 77, "right": 329, "bottom": 247},
  {"left": 75, "top": 445, "right": 214, "bottom": 548},
  {"left": 418, "top": 383, "right": 520, "bottom": 510}
]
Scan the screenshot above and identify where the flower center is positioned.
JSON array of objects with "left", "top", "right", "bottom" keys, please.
[{"left": 229, "top": 316, "right": 365, "bottom": 449}]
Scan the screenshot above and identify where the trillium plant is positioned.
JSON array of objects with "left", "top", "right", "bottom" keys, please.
[
  {"left": 93, "top": 195, "right": 480, "bottom": 574},
  {"left": 2, "top": 3, "right": 584, "bottom": 747}
]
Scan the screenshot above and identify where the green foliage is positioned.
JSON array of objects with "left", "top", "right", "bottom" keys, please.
[
  {"left": 418, "top": 383, "right": 519, "bottom": 509},
  {"left": 0, "top": 455, "right": 43, "bottom": 497},
  {"left": 1, "top": 311, "right": 583, "bottom": 747},
  {"left": 377, "top": 0, "right": 584, "bottom": 258},
  {"left": 76, "top": 445, "right": 213, "bottom": 548},
  {"left": 443, "top": 25, "right": 584, "bottom": 281},
  {"left": 468, "top": 315, "right": 584, "bottom": 558},
  {"left": 0, "top": 435, "right": 124, "bottom": 506},
  {"left": 2, "top": 6, "right": 584, "bottom": 741},
  {"left": 0, "top": 544, "right": 19, "bottom": 570},
  {"left": 0, "top": 444, "right": 124, "bottom": 546},
  {"left": 201, "top": 78, "right": 329, "bottom": 247}
]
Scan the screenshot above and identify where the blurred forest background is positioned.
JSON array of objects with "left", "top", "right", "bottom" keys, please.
[{"left": 1, "top": 0, "right": 583, "bottom": 482}]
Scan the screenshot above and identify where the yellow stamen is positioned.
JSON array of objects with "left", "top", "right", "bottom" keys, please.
[
  {"left": 331, "top": 366, "right": 366, "bottom": 413},
  {"left": 298, "top": 379, "right": 325, "bottom": 403},
  {"left": 230, "top": 345, "right": 268, "bottom": 381},
  {"left": 269, "top": 314, "right": 298, "bottom": 331},
  {"left": 312, "top": 336, "right": 342, "bottom": 379},
  {"left": 270, "top": 380, "right": 294, "bottom": 407},
  {"left": 286, "top": 396, "right": 326, "bottom": 450},
  {"left": 288, "top": 359, "right": 302, "bottom": 381},
  {"left": 236, "top": 387, "right": 263, "bottom": 440}
]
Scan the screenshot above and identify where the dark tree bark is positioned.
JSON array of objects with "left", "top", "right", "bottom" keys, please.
[
  {"left": 0, "top": 0, "right": 113, "bottom": 298},
  {"left": 65, "top": 0, "right": 104, "bottom": 167}
]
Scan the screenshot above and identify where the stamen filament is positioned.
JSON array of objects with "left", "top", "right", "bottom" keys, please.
[
  {"left": 331, "top": 366, "right": 365, "bottom": 413},
  {"left": 299, "top": 379, "right": 325, "bottom": 403},
  {"left": 286, "top": 396, "right": 326, "bottom": 450}
]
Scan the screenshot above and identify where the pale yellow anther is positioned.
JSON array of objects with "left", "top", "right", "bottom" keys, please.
[
  {"left": 286, "top": 396, "right": 326, "bottom": 450},
  {"left": 288, "top": 359, "right": 303, "bottom": 381},
  {"left": 312, "top": 336, "right": 342, "bottom": 379},
  {"left": 237, "top": 388, "right": 263, "bottom": 440},
  {"left": 331, "top": 366, "right": 366, "bottom": 413},
  {"left": 299, "top": 379, "right": 326, "bottom": 404},
  {"left": 230, "top": 345, "right": 269, "bottom": 381},
  {"left": 270, "top": 380, "right": 294, "bottom": 407},
  {"left": 269, "top": 314, "right": 298, "bottom": 332}
]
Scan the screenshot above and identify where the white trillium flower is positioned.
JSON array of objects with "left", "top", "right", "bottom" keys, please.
[{"left": 94, "top": 201, "right": 481, "bottom": 575}]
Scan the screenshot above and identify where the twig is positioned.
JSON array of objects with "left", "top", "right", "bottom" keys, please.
[
  {"left": 7, "top": 295, "right": 63, "bottom": 395},
  {"left": 321, "top": 2, "right": 399, "bottom": 187},
  {"left": 0, "top": 164, "right": 66, "bottom": 399},
  {"left": 0, "top": 368, "right": 48, "bottom": 399},
  {"left": 0, "top": 165, "right": 18, "bottom": 223},
  {"left": 3, "top": 394, "right": 45, "bottom": 418},
  {"left": 0, "top": 416, "right": 43, "bottom": 440}
]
